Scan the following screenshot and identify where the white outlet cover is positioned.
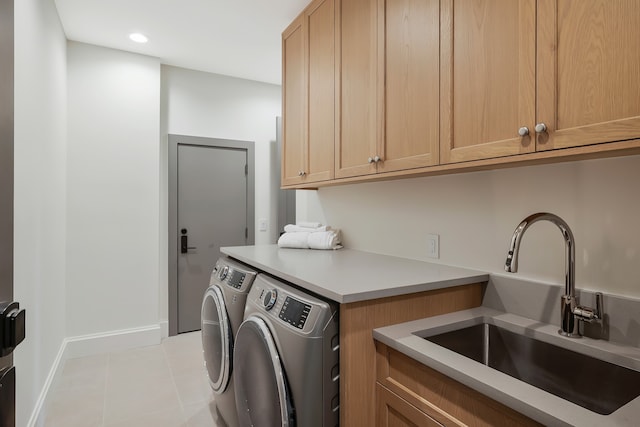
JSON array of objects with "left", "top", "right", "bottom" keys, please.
[
  {"left": 258, "top": 219, "right": 268, "bottom": 232},
  {"left": 426, "top": 233, "right": 439, "bottom": 259}
]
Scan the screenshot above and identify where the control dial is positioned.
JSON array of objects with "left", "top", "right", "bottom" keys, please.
[
  {"left": 263, "top": 289, "right": 278, "bottom": 311},
  {"left": 218, "top": 265, "right": 229, "bottom": 280}
]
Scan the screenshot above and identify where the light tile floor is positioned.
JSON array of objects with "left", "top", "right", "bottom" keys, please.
[{"left": 43, "top": 332, "right": 223, "bottom": 427}]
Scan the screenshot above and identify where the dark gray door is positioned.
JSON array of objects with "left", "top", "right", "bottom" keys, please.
[
  {"left": 177, "top": 145, "right": 248, "bottom": 333},
  {"left": 1, "top": 1, "right": 19, "bottom": 425}
]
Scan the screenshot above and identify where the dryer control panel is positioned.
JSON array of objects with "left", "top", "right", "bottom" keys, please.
[
  {"left": 279, "top": 297, "right": 312, "bottom": 329},
  {"left": 248, "top": 275, "right": 334, "bottom": 335}
]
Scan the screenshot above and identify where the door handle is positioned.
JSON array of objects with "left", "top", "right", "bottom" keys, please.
[
  {"left": 0, "top": 302, "right": 26, "bottom": 357},
  {"left": 180, "top": 229, "right": 197, "bottom": 254}
]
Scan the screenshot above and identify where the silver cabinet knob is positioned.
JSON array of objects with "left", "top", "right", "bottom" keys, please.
[
  {"left": 368, "top": 157, "right": 374, "bottom": 164},
  {"left": 535, "top": 123, "right": 547, "bottom": 133},
  {"left": 518, "top": 127, "right": 529, "bottom": 136},
  {"left": 298, "top": 171, "right": 306, "bottom": 176},
  {"left": 373, "top": 156, "right": 381, "bottom": 163}
]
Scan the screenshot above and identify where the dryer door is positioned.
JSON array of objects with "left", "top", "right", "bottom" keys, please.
[
  {"left": 201, "top": 286, "right": 233, "bottom": 393},
  {"left": 234, "top": 315, "right": 295, "bottom": 427}
]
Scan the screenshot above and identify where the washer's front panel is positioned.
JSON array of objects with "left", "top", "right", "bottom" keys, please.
[{"left": 241, "top": 274, "right": 340, "bottom": 427}]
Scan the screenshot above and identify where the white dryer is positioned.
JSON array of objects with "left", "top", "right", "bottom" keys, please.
[
  {"left": 233, "top": 274, "right": 340, "bottom": 427},
  {"left": 201, "top": 257, "right": 258, "bottom": 427}
]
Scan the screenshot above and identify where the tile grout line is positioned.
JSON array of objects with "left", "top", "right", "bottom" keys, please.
[
  {"left": 161, "top": 338, "right": 190, "bottom": 423},
  {"left": 101, "top": 353, "right": 110, "bottom": 427}
]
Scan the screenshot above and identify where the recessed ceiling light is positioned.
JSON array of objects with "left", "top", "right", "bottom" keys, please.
[{"left": 129, "top": 33, "right": 148, "bottom": 43}]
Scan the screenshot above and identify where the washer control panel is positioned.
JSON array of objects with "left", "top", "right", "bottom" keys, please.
[
  {"left": 218, "top": 265, "right": 229, "bottom": 280},
  {"left": 278, "top": 296, "right": 312, "bottom": 329},
  {"left": 211, "top": 259, "right": 256, "bottom": 291},
  {"left": 263, "top": 289, "right": 278, "bottom": 310},
  {"left": 226, "top": 270, "right": 247, "bottom": 289}
]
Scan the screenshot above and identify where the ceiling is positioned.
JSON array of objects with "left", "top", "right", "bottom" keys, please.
[{"left": 54, "top": 0, "right": 310, "bottom": 85}]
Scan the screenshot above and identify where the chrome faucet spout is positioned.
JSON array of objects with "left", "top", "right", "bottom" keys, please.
[
  {"left": 505, "top": 212, "right": 575, "bottom": 298},
  {"left": 504, "top": 212, "right": 600, "bottom": 338}
]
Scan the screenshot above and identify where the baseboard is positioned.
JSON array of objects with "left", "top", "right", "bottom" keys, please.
[
  {"left": 27, "top": 323, "right": 162, "bottom": 427},
  {"left": 159, "top": 320, "right": 169, "bottom": 339},
  {"left": 64, "top": 324, "right": 162, "bottom": 359},
  {"left": 25, "top": 339, "right": 67, "bottom": 427}
]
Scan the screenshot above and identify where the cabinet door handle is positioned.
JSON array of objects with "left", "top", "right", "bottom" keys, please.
[
  {"left": 518, "top": 127, "right": 530, "bottom": 136},
  {"left": 368, "top": 157, "right": 374, "bottom": 164},
  {"left": 374, "top": 156, "right": 381, "bottom": 163},
  {"left": 535, "top": 123, "right": 547, "bottom": 133},
  {"left": 298, "top": 171, "right": 306, "bottom": 176}
]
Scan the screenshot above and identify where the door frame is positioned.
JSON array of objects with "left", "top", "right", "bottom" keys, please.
[{"left": 168, "top": 134, "right": 255, "bottom": 337}]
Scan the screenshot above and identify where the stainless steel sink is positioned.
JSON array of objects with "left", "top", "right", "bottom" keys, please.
[{"left": 424, "top": 323, "right": 640, "bottom": 415}]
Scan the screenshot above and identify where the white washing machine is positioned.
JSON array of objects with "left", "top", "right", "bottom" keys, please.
[
  {"left": 233, "top": 274, "right": 340, "bottom": 427},
  {"left": 201, "top": 257, "right": 258, "bottom": 427}
]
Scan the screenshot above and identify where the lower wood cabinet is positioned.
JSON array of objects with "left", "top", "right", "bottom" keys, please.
[
  {"left": 377, "top": 383, "right": 443, "bottom": 427},
  {"left": 375, "top": 342, "right": 542, "bottom": 427},
  {"left": 339, "top": 283, "right": 485, "bottom": 427}
]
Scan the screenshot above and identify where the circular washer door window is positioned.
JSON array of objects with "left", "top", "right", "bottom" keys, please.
[
  {"left": 234, "top": 315, "right": 295, "bottom": 427},
  {"left": 201, "top": 285, "right": 233, "bottom": 393}
]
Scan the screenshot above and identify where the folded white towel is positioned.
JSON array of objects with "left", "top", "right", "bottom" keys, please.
[
  {"left": 277, "top": 232, "right": 310, "bottom": 249},
  {"left": 284, "top": 224, "right": 330, "bottom": 233},
  {"left": 277, "top": 230, "right": 342, "bottom": 250},
  {"left": 296, "top": 221, "right": 323, "bottom": 229},
  {"left": 308, "top": 230, "right": 342, "bottom": 250}
]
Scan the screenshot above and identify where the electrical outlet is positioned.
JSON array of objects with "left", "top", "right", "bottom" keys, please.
[
  {"left": 426, "top": 233, "right": 439, "bottom": 259},
  {"left": 259, "top": 219, "right": 268, "bottom": 232}
]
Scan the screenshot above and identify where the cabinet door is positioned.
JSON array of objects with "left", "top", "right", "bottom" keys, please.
[
  {"left": 378, "top": 0, "right": 440, "bottom": 173},
  {"left": 440, "top": 0, "right": 536, "bottom": 164},
  {"left": 305, "top": 0, "right": 335, "bottom": 182},
  {"left": 282, "top": 15, "right": 306, "bottom": 186},
  {"left": 376, "top": 384, "right": 442, "bottom": 427},
  {"left": 537, "top": 0, "right": 640, "bottom": 151},
  {"left": 335, "top": 0, "right": 379, "bottom": 178}
]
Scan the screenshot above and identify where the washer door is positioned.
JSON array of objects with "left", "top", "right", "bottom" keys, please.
[
  {"left": 234, "top": 316, "right": 295, "bottom": 427},
  {"left": 201, "top": 286, "right": 232, "bottom": 394}
]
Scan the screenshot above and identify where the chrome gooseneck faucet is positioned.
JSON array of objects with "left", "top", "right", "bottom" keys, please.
[{"left": 505, "top": 212, "right": 602, "bottom": 337}]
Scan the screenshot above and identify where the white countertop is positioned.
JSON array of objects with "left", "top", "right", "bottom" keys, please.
[{"left": 221, "top": 245, "right": 489, "bottom": 303}]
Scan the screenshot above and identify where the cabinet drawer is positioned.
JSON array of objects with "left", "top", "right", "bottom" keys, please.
[
  {"left": 377, "top": 383, "right": 443, "bottom": 427},
  {"left": 376, "top": 343, "right": 541, "bottom": 427}
]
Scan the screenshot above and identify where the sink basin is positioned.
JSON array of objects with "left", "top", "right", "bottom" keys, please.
[{"left": 424, "top": 323, "right": 640, "bottom": 415}]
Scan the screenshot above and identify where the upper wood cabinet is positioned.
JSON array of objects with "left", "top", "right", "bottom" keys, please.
[
  {"left": 536, "top": 0, "right": 640, "bottom": 151},
  {"left": 377, "top": 0, "right": 440, "bottom": 173},
  {"left": 439, "top": 0, "right": 537, "bottom": 164},
  {"left": 282, "top": 15, "right": 305, "bottom": 186},
  {"left": 335, "top": 0, "right": 379, "bottom": 179},
  {"left": 441, "top": 0, "right": 640, "bottom": 164},
  {"left": 334, "top": 0, "right": 440, "bottom": 179},
  {"left": 281, "top": 0, "right": 335, "bottom": 186},
  {"left": 282, "top": 0, "right": 640, "bottom": 187}
]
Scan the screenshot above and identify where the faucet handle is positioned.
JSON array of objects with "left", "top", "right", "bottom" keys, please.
[{"left": 574, "top": 292, "right": 604, "bottom": 323}]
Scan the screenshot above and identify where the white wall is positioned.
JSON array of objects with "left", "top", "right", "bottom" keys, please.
[
  {"left": 161, "top": 65, "right": 282, "bottom": 243},
  {"left": 304, "top": 155, "right": 640, "bottom": 299},
  {"left": 13, "top": 0, "right": 67, "bottom": 425},
  {"left": 66, "top": 42, "right": 161, "bottom": 336},
  {"left": 160, "top": 65, "right": 282, "bottom": 324}
]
